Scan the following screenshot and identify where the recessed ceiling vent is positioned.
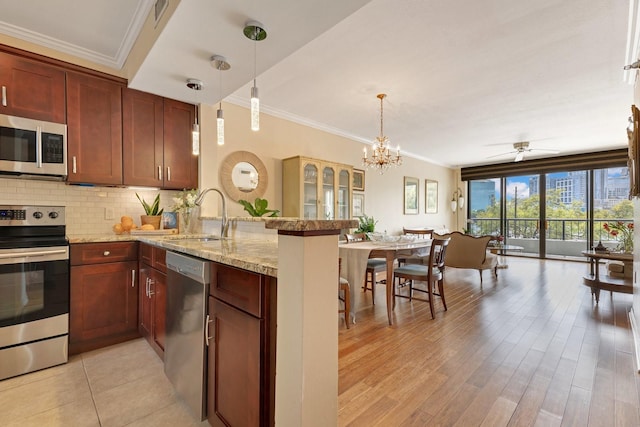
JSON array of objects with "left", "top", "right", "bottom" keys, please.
[{"left": 154, "top": 0, "right": 168, "bottom": 26}]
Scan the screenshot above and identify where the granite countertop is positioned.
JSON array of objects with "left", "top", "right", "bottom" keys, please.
[
  {"left": 68, "top": 233, "right": 277, "bottom": 277},
  {"left": 68, "top": 219, "right": 356, "bottom": 279}
]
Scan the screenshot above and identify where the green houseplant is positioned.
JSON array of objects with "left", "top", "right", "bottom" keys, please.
[
  {"left": 238, "top": 198, "right": 280, "bottom": 217},
  {"left": 355, "top": 214, "right": 377, "bottom": 233},
  {"left": 136, "top": 193, "right": 164, "bottom": 230}
]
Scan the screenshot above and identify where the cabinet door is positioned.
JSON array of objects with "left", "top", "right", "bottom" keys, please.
[
  {"left": 138, "top": 265, "right": 152, "bottom": 339},
  {"left": 322, "top": 165, "right": 335, "bottom": 220},
  {"left": 207, "top": 297, "right": 262, "bottom": 427},
  {"left": 151, "top": 269, "right": 166, "bottom": 351},
  {"left": 303, "top": 162, "right": 320, "bottom": 219},
  {"left": 163, "top": 98, "right": 197, "bottom": 189},
  {"left": 70, "top": 261, "right": 138, "bottom": 344},
  {"left": 123, "top": 88, "right": 164, "bottom": 187},
  {"left": 66, "top": 72, "right": 123, "bottom": 185},
  {"left": 337, "top": 168, "right": 351, "bottom": 219},
  {"left": 0, "top": 52, "right": 66, "bottom": 123}
]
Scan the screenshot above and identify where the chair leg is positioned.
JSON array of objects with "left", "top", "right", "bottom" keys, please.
[
  {"left": 427, "top": 279, "right": 435, "bottom": 319},
  {"left": 371, "top": 271, "right": 375, "bottom": 305},
  {"left": 479, "top": 270, "right": 483, "bottom": 284},
  {"left": 344, "top": 285, "right": 351, "bottom": 329},
  {"left": 438, "top": 278, "right": 447, "bottom": 311},
  {"left": 363, "top": 270, "right": 376, "bottom": 305}
]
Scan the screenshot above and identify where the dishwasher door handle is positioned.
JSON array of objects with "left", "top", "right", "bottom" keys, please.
[{"left": 205, "top": 314, "right": 214, "bottom": 346}]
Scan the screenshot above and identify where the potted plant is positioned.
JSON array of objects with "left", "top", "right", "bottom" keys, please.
[
  {"left": 355, "top": 214, "right": 377, "bottom": 234},
  {"left": 136, "top": 193, "right": 164, "bottom": 230},
  {"left": 238, "top": 198, "right": 280, "bottom": 217}
]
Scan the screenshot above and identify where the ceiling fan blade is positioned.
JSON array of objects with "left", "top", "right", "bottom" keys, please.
[
  {"left": 514, "top": 151, "right": 525, "bottom": 162},
  {"left": 530, "top": 148, "right": 560, "bottom": 154},
  {"left": 486, "top": 150, "right": 517, "bottom": 159}
]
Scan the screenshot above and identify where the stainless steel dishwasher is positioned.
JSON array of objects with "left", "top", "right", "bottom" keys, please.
[{"left": 165, "top": 251, "right": 210, "bottom": 421}]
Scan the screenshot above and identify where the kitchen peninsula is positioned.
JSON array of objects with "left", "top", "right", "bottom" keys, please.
[{"left": 68, "top": 217, "right": 356, "bottom": 426}]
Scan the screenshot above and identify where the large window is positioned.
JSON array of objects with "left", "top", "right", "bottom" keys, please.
[{"left": 468, "top": 166, "right": 632, "bottom": 259}]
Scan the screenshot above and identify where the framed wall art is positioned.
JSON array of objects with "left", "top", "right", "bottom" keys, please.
[
  {"left": 403, "top": 176, "right": 419, "bottom": 215},
  {"left": 425, "top": 179, "right": 438, "bottom": 213},
  {"left": 353, "top": 168, "right": 365, "bottom": 191},
  {"left": 352, "top": 193, "right": 365, "bottom": 217}
]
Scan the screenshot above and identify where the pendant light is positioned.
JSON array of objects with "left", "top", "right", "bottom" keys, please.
[
  {"left": 186, "top": 79, "right": 203, "bottom": 156},
  {"left": 243, "top": 20, "right": 267, "bottom": 132},
  {"left": 211, "top": 55, "right": 230, "bottom": 145}
]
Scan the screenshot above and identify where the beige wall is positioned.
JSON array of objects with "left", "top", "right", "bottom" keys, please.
[{"left": 198, "top": 102, "right": 456, "bottom": 235}]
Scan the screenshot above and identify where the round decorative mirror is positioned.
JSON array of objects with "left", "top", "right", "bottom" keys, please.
[
  {"left": 220, "top": 151, "right": 268, "bottom": 202},
  {"left": 232, "top": 162, "right": 259, "bottom": 192}
]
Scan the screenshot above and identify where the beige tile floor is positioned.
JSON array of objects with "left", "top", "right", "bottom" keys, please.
[{"left": 0, "top": 338, "right": 209, "bottom": 427}]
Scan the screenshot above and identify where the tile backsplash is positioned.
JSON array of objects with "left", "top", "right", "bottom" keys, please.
[{"left": 0, "top": 177, "right": 179, "bottom": 236}]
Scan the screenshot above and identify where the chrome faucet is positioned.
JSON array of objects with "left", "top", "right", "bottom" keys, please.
[{"left": 194, "top": 188, "right": 229, "bottom": 238}]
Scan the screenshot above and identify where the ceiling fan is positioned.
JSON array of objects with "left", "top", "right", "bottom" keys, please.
[{"left": 488, "top": 141, "right": 560, "bottom": 162}]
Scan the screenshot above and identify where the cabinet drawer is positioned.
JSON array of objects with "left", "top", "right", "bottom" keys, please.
[
  {"left": 139, "top": 243, "right": 167, "bottom": 273},
  {"left": 211, "top": 263, "right": 263, "bottom": 318},
  {"left": 71, "top": 242, "right": 138, "bottom": 265}
]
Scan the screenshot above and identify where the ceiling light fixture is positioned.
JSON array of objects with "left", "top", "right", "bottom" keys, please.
[
  {"left": 186, "top": 78, "right": 203, "bottom": 156},
  {"left": 362, "top": 94, "right": 401, "bottom": 174},
  {"left": 211, "top": 55, "right": 230, "bottom": 146},
  {"left": 243, "top": 20, "right": 267, "bottom": 132}
]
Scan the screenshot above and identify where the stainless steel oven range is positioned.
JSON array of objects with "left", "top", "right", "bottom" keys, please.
[{"left": 0, "top": 205, "right": 69, "bottom": 380}]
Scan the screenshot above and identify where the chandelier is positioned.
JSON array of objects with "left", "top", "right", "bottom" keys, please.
[{"left": 362, "top": 93, "right": 401, "bottom": 173}]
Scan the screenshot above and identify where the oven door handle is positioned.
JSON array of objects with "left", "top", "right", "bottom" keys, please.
[{"left": 0, "top": 249, "right": 68, "bottom": 259}]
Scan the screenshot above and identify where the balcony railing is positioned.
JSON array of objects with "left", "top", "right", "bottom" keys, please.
[{"left": 468, "top": 217, "right": 630, "bottom": 243}]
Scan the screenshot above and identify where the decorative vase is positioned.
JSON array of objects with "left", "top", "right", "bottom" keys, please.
[
  {"left": 180, "top": 208, "right": 196, "bottom": 234},
  {"left": 140, "top": 215, "right": 162, "bottom": 230},
  {"left": 618, "top": 237, "right": 633, "bottom": 254}
]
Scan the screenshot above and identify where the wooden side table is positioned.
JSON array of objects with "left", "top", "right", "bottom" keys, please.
[{"left": 581, "top": 250, "right": 633, "bottom": 303}]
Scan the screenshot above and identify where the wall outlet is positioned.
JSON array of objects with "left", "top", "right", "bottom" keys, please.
[{"left": 105, "top": 207, "right": 114, "bottom": 220}]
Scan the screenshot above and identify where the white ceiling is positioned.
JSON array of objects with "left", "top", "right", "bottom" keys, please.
[{"left": 0, "top": 0, "right": 634, "bottom": 168}]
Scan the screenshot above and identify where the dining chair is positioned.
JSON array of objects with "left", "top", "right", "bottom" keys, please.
[
  {"left": 398, "top": 227, "right": 434, "bottom": 266},
  {"left": 338, "top": 258, "right": 351, "bottom": 328},
  {"left": 402, "top": 227, "right": 434, "bottom": 239},
  {"left": 344, "top": 233, "right": 387, "bottom": 305},
  {"left": 393, "top": 237, "right": 450, "bottom": 319}
]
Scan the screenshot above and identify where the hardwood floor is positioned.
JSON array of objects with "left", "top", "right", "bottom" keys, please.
[{"left": 338, "top": 257, "right": 640, "bottom": 426}]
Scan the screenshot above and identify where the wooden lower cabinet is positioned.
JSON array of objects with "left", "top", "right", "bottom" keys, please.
[
  {"left": 207, "top": 263, "right": 276, "bottom": 427},
  {"left": 139, "top": 243, "right": 167, "bottom": 358},
  {"left": 69, "top": 242, "right": 139, "bottom": 354}
]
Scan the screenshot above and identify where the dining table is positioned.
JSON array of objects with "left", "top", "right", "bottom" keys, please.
[{"left": 339, "top": 238, "right": 432, "bottom": 325}]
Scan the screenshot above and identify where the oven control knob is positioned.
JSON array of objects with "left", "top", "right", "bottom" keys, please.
[
  {"left": 49, "top": 211, "right": 59, "bottom": 219},
  {"left": 33, "top": 211, "right": 43, "bottom": 219}
]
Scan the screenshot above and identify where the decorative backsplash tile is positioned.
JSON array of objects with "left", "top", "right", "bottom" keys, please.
[{"left": 0, "top": 177, "right": 178, "bottom": 236}]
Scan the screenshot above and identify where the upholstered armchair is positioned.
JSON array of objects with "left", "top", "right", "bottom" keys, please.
[{"left": 433, "top": 231, "right": 498, "bottom": 283}]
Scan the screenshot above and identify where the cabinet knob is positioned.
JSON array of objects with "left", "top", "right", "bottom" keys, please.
[{"left": 103, "top": 251, "right": 110, "bottom": 256}]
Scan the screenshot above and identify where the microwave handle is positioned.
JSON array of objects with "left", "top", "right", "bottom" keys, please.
[
  {"left": 1, "top": 86, "right": 6, "bottom": 106},
  {"left": 36, "top": 126, "right": 42, "bottom": 168}
]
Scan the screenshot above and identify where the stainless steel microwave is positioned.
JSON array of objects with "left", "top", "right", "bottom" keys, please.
[{"left": 0, "top": 114, "right": 67, "bottom": 178}]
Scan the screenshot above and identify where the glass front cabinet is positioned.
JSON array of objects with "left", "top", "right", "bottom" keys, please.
[{"left": 282, "top": 156, "right": 353, "bottom": 219}]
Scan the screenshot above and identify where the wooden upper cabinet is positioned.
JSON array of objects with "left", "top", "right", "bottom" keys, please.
[
  {"left": 163, "top": 98, "right": 197, "bottom": 190},
  {"left": 123, "top": 91, "right": 197, "bottom": 189},
  {"left": 66, "top": 72, "right": 123, "bottom": 185},
  {"left": 122, "top": 88, "right": 164, "bottom": 187},
  {"left": 0, "top": 51, "right": 66, "bottom": 123}
]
